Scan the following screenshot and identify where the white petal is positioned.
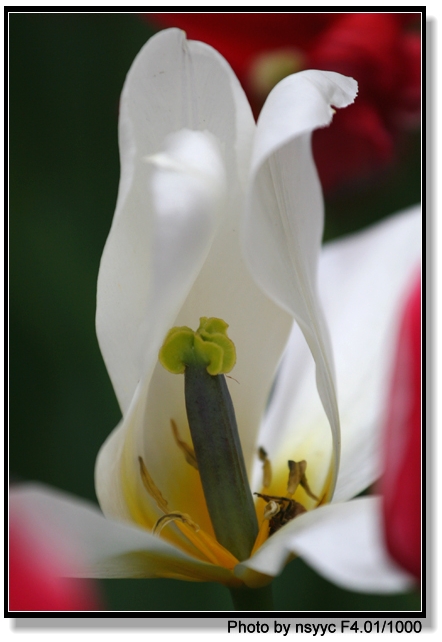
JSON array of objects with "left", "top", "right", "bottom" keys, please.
[
  {"left": 237, "top": 497, "right": 414, "bottom": 592},
  {"left": 143, "top": 129, "right": 227, "bottom": 385},
  {"left": 252, "top": 71, "right": 357, "bottom": 174},
  {"left": 244, "top": 71, "right": 358, "bottom": 494},
  {"left": 322, "top": 207, "right": 421, "bottom": 501},
  {"left": 96, "top": 28, "right": 293, "bottom": 527},
  {"left": 10, "top": 484, "right": 234, "bottom": 583},
  {"left": 257, "top": 207, "right": 421, "bottom": 502},
  {"left": 96, "top": 28, "right": 257, "bottom": 414},
  {"left": 96, "top": 128, "right": 227, "bottom": 538}
]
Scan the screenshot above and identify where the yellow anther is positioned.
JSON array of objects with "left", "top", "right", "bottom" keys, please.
[
  {"left": 287, "top": 460, "right": 318, "bottom": 501},
  {"left": 255, "top": 492, "right": 306, "bottom": 535},
  {"left": 258, "top": 447, "right": 272, "bottom": 488}
]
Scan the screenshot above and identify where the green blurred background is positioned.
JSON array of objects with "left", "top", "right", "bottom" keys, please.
[{"left": 10, "top": 13, "right": 420, "bottom": 612}]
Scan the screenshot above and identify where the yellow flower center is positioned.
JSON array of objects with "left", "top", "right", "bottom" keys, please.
[{"left": 124, "top": 317, "right": 332, "bottom": 575}]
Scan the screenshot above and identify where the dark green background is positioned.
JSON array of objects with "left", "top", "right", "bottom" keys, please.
[{"left": 10, "top": 13, "right": 420, "bottom": 612}]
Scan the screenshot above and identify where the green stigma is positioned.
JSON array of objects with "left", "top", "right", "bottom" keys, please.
[{"left": 159, "top": 317, "right": 236, "bottom": 376}]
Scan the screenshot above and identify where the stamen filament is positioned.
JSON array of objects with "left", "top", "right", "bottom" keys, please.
[
  {"left": 138, "top": 456, "right": 239, "bottom": 568},
  {"left": 138, "top": 456, "right": 169, "bottom": 513},
  {"left": 177, "top": 522, "right": 239, "bottom": 569},
  {"left": 250, "top": 519, "right": 271, "bottom": 556},
  {"left": 170, "top": 419, "right": 198, "bottom": 469},
  {"left": 153, "top": 512, "right": 199, "bottom": 535}
]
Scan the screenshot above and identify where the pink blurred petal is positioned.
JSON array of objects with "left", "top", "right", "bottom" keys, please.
[
  {"left": 381, "top": 273, "right": 421, "bottom": 580},
  {"left": 9, "top": 510, "right": 103, "bottom": 612}
]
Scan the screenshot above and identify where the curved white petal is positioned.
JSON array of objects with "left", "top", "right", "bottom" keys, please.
[
  {"left": 142, "top": 129, "right": 226, "bottom": 388},
  {"left": 96, "top": 29, "right": 292, "bottom": 533},
  {"left": 10, "top": 485, "right": 235, "bottom": 584},
  {"left": 96, "top": 28, "right": 257, "bottom": 414},
  {"left": 237, "top": 497, "right": 414, "bottom": 592},
  {"left": 323, "top": 207, "right": 421, "bottom": 501},
  {"left": 244, "top": 70, "right": 358, "bottom": 495},
  {"left": 95, "top": 128, "right": 226, "bottom": 539},
  {"left": 257, "top": 207, "right": 421, "bottom": 502}
]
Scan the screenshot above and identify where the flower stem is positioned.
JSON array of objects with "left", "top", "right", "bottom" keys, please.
[{"left": 229, "top": 585, "right": 274, "bottom": 611}]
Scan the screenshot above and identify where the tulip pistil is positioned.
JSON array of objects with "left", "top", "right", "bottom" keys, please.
[
  {"left": 159, "top": 318, "right": 258, "bottom": 561},
  {"left": 159, "top": 317, "right": 236, "bottom": 376}
]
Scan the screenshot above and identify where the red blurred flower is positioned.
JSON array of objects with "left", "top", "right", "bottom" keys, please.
[
  {"left": 381, "top": 273, "right": 421, "bottom": 581},
  {"left": 9, "top": 509, "right": 102, "bottom": 611},
  {"left": 144, "top": 13, "right": 421, "bottom": 191}
]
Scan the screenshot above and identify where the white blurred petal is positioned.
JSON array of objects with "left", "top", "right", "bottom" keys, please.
[
  {"left": 237, "top": 497, "right": 414, "bottom": 592},
  {"left": 10, "top": 485, "right": 234, "bottom": 583}
]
